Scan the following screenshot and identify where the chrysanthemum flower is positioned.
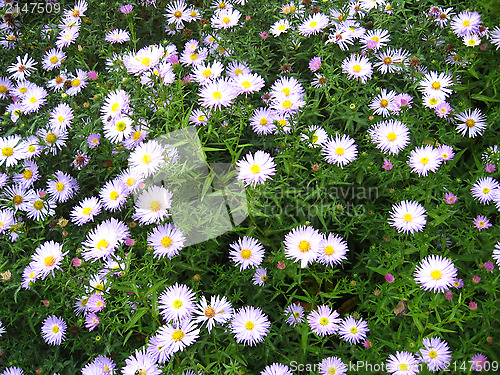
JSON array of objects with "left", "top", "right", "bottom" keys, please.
[
  {"left": 454, "top": 108, "right": 487, "bottom": 138},
  {"left": 122, "top": 349, "right": 161, "bottom": 375},
  {"left": 85, "top": 313, "right": 100, "bottom": 332},
  {"left": 70, "top": 197, "right": 102, "bottom": 226},
  {"left": 86, "top": 293, "right": 106, "bottom": 312},
  {"left": 194, "top": 295, "right": 233, "bottom": 332},
  {"left": 342, "top": 54, "right": 372, "bottom": 83},
  {"left": 419, "top": 70, "right": 453, "bottom": 100},
  {"left": 270, "top": 19, "right": 291, "bottom": 37},
  {"left": 368, "top": 120, "right": 410, "bottom": 155},
  {"left": 414, "top": 255, "right": 457, "bottom": 293},
  {"left": 41, "top": 315, "right": 66, "bottom": 346},
  {"left": 253, "top": 268, "right": 268, "bottom": 286},
  {"left": 231, "top": 306, "right": 270, "bottom": 346},
  {"left": 105, "top": 29, "right": 130, "bottom": 44},
  {"left": 389, "top": 200, "right": 427, "bottom": 235},
  {"left": 362, "top": 29, "right": 390, "bottom": 50},
  {"left": 298, "top": 13, "right": 330, "bottom": 36},
  {"left": 318, "top": 357, "right": 347, "bottom": 375},
  {"left": 473, "top": 215, "right": 492, "bottom": 231},
  {"left": 81, "top": 218, "right": 130, "bottom": 261},
  {"left": 386, "top": 351, "right": 421, "bottom": 375},
  {"left": 317, "top": 233, "right": 349, "bottom": 266},
  {"left": 49, "top": 103, "right": 74, "bottom": 132},
  {"left": 470, "top": 354, "right": 488, "bottom": 372},
  {"left": 99, "top": 179, "right": 129, "bottom": 212},
  {"left": 211, "top": 8, "right": 241, "bottom": 29},
  {"left": 260, "top": 363, "right": 293, "bottom": 375},
  {"left": 159, "top": 283, "right": 196, "bottom": 322},
  {"left": 0, "top": 135, "right": 27, "bottom": 167},
  {"left": 408, "top": 146, "right": 442, "bottom": 176},
  {"left": 229, "top": 236, "right": 265, "bottom": 270},
  {"left": 322, "top": 134, "right": 358, "bottom": 168},
  {"left": 338, "top": 316, "right": 369, "bottom": 344},
  {"left": 236, "top": 150, "right": 276, "bottom": 187},
  {"left": 419, "top": 337, "right": 452, "bottom": 371},
  {"left": 31, "top": 241, "right": 67, "bottom": 279},
  {"left": 148, "top": 223, "right": 186, "bottom": 259},
  {"left": 471, "top": 177, "right": 499, "bottom": 204},
  {"left": 284, "top": 225, "right": 322, "bottom": 268},
  {"left": 307, "top": 305, "right": 341, "bottom": 336},
  {"left": 284, "top": 303, "right": 304, "bottom": 326}
]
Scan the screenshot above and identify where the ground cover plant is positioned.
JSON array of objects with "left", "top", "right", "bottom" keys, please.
[{"left": 0, "top": 0, "right": 499, "bottom": 374}]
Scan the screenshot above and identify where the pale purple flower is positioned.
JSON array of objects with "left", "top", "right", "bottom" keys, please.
[
  {"left": 473, "top": 215, "right": 492, "bottom": 231},
  {"left": 120, "top": 4, "right": 134, "bottom": 14},
  {"left": 88, "top": 71, "right": 98, "bottom": 80},
  {"left": 382, "top": 159, "right": 393, "bottom": 170},
  {"left": 445, "top": 291, "right": 453, "bottom": 300},
  {"left": 87, "top": 134, "right": 100, "bottom": 148},
  {"left": 309, "top": 56, "right": 321, "bottom": 72},
  {"left": 452, "top": 278, "right": 463, "bottom": 289},
  {"left": 485, "top": 163, "right": 496, "bottom": 173},
  {"left": 444, "top": 192, "right": 457, "bottom": 204},
  {"left": 85, "top": 313, "right": 100, "bottom": 331},
  {"left": 484, "top": 262, "right": 494, "bottom": 271},
  {"left": 385, "top": 274, "right": 394, "bottom": 283}
]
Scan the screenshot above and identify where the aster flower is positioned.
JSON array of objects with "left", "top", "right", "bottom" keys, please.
[
  {"left": 81, "top": 218, "right": 130, "bottom": 261},
  {"left": 194, "top": 295, "right": 233, "bottom": 332},
  {"left": 284, "top": 225, "right": 322, "bottom": 268},
  {"left": 211, "top": 8, "right": 241, "bottom": 29},
  {"left": 133, "top": 185, "right": 173, "bottom": 225},
  {"left": 419, "top": 70, "right": 454, "bottom": 100},
  {"left": 199, "top": 78, "right": 238, "bottom": 110},
  {"left": 260, "top": 363, "right": 293, "bottom": 375},
  {"left": 39, "top": 127, "right": 68, "bottom": 155},
  {"left": 470, "top": 354, "right": 488, "bottom": 372},
  {"left": 444, "top": 192, "right": 457, "bottom": 204},
  {"left": 100, "top": 89, "right": 130, "bottom": 122},
  {"left": 31, "top": 241, "right": 67, "bottom": 279},
  {"left": 236, "top": 150, "right": 276, "bottom": 187},
  {"left": 99, "top": 179, "right": 129, "bottom": 212},
  {"left": 41, "top": 315, "right": 66, "bottom": 346},
  {"left": 389, "top": 200, "right": 427, "bottom": 235},
  {"left": 229, "top": 236, "right": 265, "bottom": 270},
  {"left": 0, "top": 209, "right": 15, "bottom": 234},
  {"left": 159, "top": 283, "right": 196, "bottom": 322},
  {"left": 471, "top": 177, "right": 499, "bottom": 204},
  {"left": 232, "top": 72, "right": 265, "bottom": 96},
  {"left": 414, "top": 255, "right": 457, "bottom": 293},
  {"left": 362, "top": 29, "right": 390, "bottom": 50},
  {"left": 298, "top": 13, "right": 330, "bottom": 36},
  {"left": 250, "top": 108, "right": 276, "bottom": 135},
  {"left": 317, "top": 233, "right": 349, "bottom": 266},
  {"left": 22, "top": 264, "right": 39, "bottom": 289},
  {"left": 253, "top": 268, "right": 268, "bottom": 286},
  {"left": 284, "top": 303, "right": 304, "bottom": 326},
  {"left": 105, "top": 29, "right": 131, "bottom": 44},
  {"left": 49, "top": 103, "right": 74, "bottom": 132},
  {"left": 342, "top": 54, "right": 372, "bottom": 83},
  {"left": 70, "top": 197, "right": 102, "bottom": 226},
  {"left": 374, "top": 47, "right": 409, "bottom": 74},
  {"left": 42, "top": 48, "right": 66, "bottom": 71},
  {"left": 46, "top": 171, "right": 79, "bottom": 203},
  {"left": 386, "top": 351, "right": 420, "bottom": 375},
  {"left": 155, "top": 319, "right": 200, "bottom": 357},
  {"left": 473, "top": 215, "right": 492, "bottom": 231},
  {"left": 301, "top": 125, "right": 328, "bottom": 148},
  {"left": 1, "top": 368, "right": 24, "bottom": 375},
  {"left": 450, "top": 11, "right": 482, "bottom": 36},
  {"left": 318, "top": 357, "right": 347, "bottom": 375},
  {"left": 0, "top": 135, "right": 27, "bottom": 167},
  {"left": 338, "top": 316, "right": 369, "bottom": 344},
  {"left": 490, "top": 26, "right": 500, "bottom": 50},
  {"left": 86, "top": 293, "right": 106, "bottom": 313},
  {"left": 419, "top": 336, "right": 452, "bottom": 372},
  {"left": 26, "top": 192, "right": 56, "bottom": 221},
  {"left": 7, "top": 53, "right": 37, "bottom": 81},
  {"left": 148, "top": 223, "right": 185, "bottom": 259},
  {"left": 147, "top": 333, "right": 172, "bottom": 364},
  {"left": 368, "top": 120, "right": 410, "bottom": 155},
  {"left": 66, "top": 69, "right": 87, "bottom": 96},
  {"left": 322, "top": 134, "right": 358, "bottom": 168},
  {"left": 85, "top": 313, "right": 100, "bottom": 332},
  {"left": 21, "top": 86, "right": 47, "bottom": 114},
  {"left": 369, "top": 89, "right": 396, "bottom": 117},
  {"left": 455, "top": 108, "right": 487, "bottom": 138},
  {"left": 165, "top": 0, "right": 190, "bottom": 26},
  {"left": 408, "top": 146, "right": 442, "bottom": 176},
  {"left": 231, "top": 306, "right": 270, "bottom": 346},
  {"left": 129, "top": 140, "right": 167, "bottom": 178},
  {"left": 307, "top": 305, "right": 341, "bottom": 336},
  {"left": 122, "top": 349, "right": 161, "bottom": 375},
  {"left": 270, "top": 19, "right": 291, "bottom": 37}
]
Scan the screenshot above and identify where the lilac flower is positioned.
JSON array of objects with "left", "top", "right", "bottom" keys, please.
[
  {"left": 485, "top": 163, "right": 496, "bottom": 173},
  {"left": 484, "top": 262, "right": 494, "bottom": 272},
  {"left": 452, "top": 278, "right": 463, "bottom": 289},
  {"left": 87, "top": 134, "right": 100, "bottom": 148},
  {"left": 385, "top": 274, "right": 394, "bottom": 283},
  {"left": 382, "top": 159, "right": 393, "bottom": 170},
  {"left": 120, "top": 4, "right": 134, "bottom": 14},
  {"left": 85, "top": 313, "right": 100, "bottom": 331},
  {"left": 444, "top": 192, "right": 457, "bottom": 204}
]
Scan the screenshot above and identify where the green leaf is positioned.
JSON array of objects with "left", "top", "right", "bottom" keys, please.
[{"left": 470, "top": 94, "right": 500, "bottom": 103}]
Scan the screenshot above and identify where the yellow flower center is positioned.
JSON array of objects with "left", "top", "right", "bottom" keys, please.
[
  {"left": 44, "top": 256, "right": 56, "bottom": 267},
  {"left": 431, "top": 81, "right": 441, "bottom": 90},
  {"left": 431, "top": 270, "right": 442, "bottom": 280},
  {"left": 2, "top": 147, "right": 14, "bottom": 156},
  {"left": 466, "top": 119, "right": 475, "bottom": 128},
  {"left": 149, "top": 201, "right": 161, "bottom": 212},
  {"left": 350, "top": 327, "right": 358, "bottom": 334},
  {"left": 71, "top": 78, "right": 81, "bottom": 87},
  {"left": 23, "top": 170, "right": 33, "bottom": 179},
  {"left": 110, "top": 191, "right": 119, "bottom": 200},
  {"left": 429, "top": 98, "right": 438, "bottom": 105},
  {"left": 240, "top": 249, "right": 252, "bottom": 259},
  {"left": 141, "top": 58, "right": 151, "bottom": 67},
  {"left": 468, "top": 39, "right": 476, "bottom": 46},
  {"left": 115, "top": 121, "right": 126, "bottom": 131},
  {"left": 204, "top": 306, "right": 216, "bottom": 318},
  {"left": 34, "top": 201, "right": 44, "bottom": 210},
  {"left": 383, "top": 57, "right": 392, "bottom": 65},
  {"left": 82, "top": 207, "right": 92, "bottom": 215},
  {"left": 13, "top": 195, "right": 23, "bottom": 205},
  {"left": 142, "top": 154, "right": 152, "bottom": 164},
  {"left": 278, "top": 25, "right": 286, "bottom": 31},
  {"left": 299, "top": 240, "right": 310, "bottom": 253},
  {"left": 0, "top": 85, "right": 7, "bottom": 93},
  {"left": 399, "top": 363, "right": 408, "bottom": 371},
  {"left": 282, "top": 100, "right": 292, "bottom": 109},
  {"left": 282, "top": 88, "right": 290, "bottom": 96},
  {"left": 250, "top": 164, "right": 261, "bottom": 174},
  {"left": 55, "top": 182, "right": 65, "bottom": 192},
  {"left": 335, "top": 147, "right": 345, "bottom": 156},
  {"left": 97, "top": 239, "right": 109, "bottom": 250},
  {"left": 173, "top": 299, "right": 183, "bottom": 309},
  {"left": 420, "top": 157, "right": 429, "bottom": 165},
  {"left": 387, "top": 132, "right": 397, "bottom": 141},
  {"left": 202, "top": 69, "right": 212, "bottom": 78},
  {"left": 380, "top": 99, "right": 389, "bottom": 107},
  {"left": 259, "top": 118, "right": 268, "bottom": 126},
  {"left": 242, "top": 81, "right": 251, "bottom": 89},
  {"left": 161, "top": 236, "right": 173, "bottom": 247},
  {"left": 429, "top": 350, "right": 438, "bottom": 359},
  {"left": 19, "top": 87, "right": 28, "bottom": 93},
  {"left": 132, "top": 131, "right": 142, "bottom": 140},
  {"left": 403, "top": 214, "right": 412, "bottom": 223},
  {"left": 235, "top": 68, "right": 243, "bottom": 75},
  {"left": 245, "top": 321, "right": 254, "bottom": 330},
  {"left": 46, "top": 133, "right": 57, "bottom": 144},
  {"left": 352, "top": 65, "right": 361, "bottom": 73},
  {"left": 190, "top": 53, "right": 198, "bottom": 61},
  {"left": 172, "top": 329, "right": 184, "bottom": 341},
  {"left": 30, "top": 97, "right": 37, "bottom": 104},
  {"left": 319, "top": 317, "right": 329, "bottom": 326},
  {"left": 371, "top": 36, "right": 379, "bottom": 42},
  {"left": 328, "top": 367, "right": 336, "bottom": 374},
  {"left": 52, "top": 326, "right": 59, "bottom": 333},
  {"left": 50, "top": 56, "right": 59, "bottom": 64},
  {"left": 111, "top": 103, "right": 120, "bottom": 112},
  {"left": 213, "top": 91, "right": 222, "bottom": 100},
  {"left": 324, "top": 246, "right": 335, "bottom": 255},
  {"left": 463, "top": 20, "right": 470, "bottom": 27},
  {"left": 222, "top": 16, "right": 231, "bottom": 24},
  {"left": 482, "top": 187, "right": 490, "bottom": 194},
  {"left": 310, "top": 21, "right": 318, "bottom": 28},
  {"left": 174, "top": 10, "right": 182, "bottom": 18}
]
